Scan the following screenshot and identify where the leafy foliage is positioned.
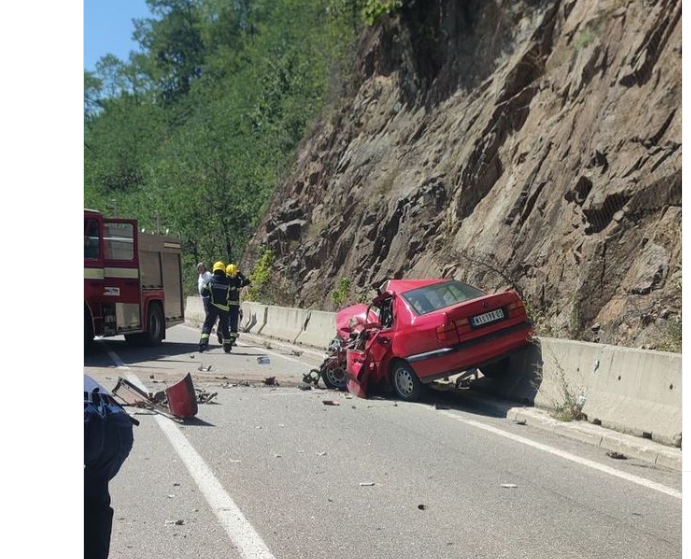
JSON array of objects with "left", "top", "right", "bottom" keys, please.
[
  {"left": 245, "top": 246, "right": 276, "bottom": 302},
  {"left": 332, "top": 278, "right": 352, "bottom": 308},
  {"left": 85, "top": 0, "right": 358, "bottom": 293}
]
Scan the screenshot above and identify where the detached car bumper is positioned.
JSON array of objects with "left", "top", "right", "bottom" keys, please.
[{"left": 407, "top": 322, "right": 533, "bottom": 382}]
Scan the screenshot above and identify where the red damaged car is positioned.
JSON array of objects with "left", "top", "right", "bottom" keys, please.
[{"left": 339, "top": 279, "right": 533, "bottom": 401}]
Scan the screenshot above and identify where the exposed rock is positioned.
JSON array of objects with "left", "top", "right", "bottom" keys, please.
[{"left": 244, "top": 0, "right": 681, "bottom": 348}]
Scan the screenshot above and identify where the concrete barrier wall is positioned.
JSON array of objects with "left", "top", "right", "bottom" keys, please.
[
  {"left": 185, "top": 296, "right": 205, "bottom": 326},
  {"left": 184, "top": 300, "right": 682, "bottom": 446},
  {"left": 241, "top": 302, "right": 268, "bottom": 334},
  {"left": 259, "top": 305, "right": 311, "bottom": 344},
  {"left": 488, "top": 338, "right": 682, "bottom": 447},
  {"left": 295, "top": 310, "right": 337, "bottom": 348}
]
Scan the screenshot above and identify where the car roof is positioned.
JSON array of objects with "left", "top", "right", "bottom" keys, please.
[{"left": 386, "top": 279, "right": 449, "bottom": 294}]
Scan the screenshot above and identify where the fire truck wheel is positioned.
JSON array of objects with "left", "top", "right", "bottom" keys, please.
[
  {"left": 144, "top": 303, "right": 165, "bottom": 346},
  {"left": 84, "top": 310, "right": 94, "bottom": 352}
]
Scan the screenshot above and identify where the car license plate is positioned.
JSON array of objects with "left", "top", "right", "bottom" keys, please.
[{"left": 471, "top": 308, "right": 504, "bottom": 327}]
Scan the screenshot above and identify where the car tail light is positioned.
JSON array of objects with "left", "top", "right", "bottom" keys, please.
[
  {"left": 454, "top": 317, "right": 472, "bottom": 335},
  {"left": 436, "top": 322, "right": 459, "bottom": 343},
  {"left": 507, "top": 300, "right": 526, "bottom": 318}
]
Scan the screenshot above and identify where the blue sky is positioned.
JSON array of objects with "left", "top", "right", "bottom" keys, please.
[{"left": 84, "top": 0, "right": 152, "bottom": 71}]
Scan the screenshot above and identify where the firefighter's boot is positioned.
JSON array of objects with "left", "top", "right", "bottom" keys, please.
[
  {"left": 223, "top": 340, "right": 233, "bottom": 354},
  {"left": 199, "top": 333, "right": 210, "bottom": 353},
  {"left": 229, "top": 332, "right": 239, "bottom": 347}
]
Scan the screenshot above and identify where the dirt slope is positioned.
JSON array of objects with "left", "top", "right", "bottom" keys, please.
[{"left": 245, "top": 0, "right": 681, "bottom": 349}]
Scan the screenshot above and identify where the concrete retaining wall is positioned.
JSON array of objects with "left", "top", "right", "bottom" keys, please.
[
  {"left": 258, "top": 305, "right": 311, "bottom": 344},
  {"left": 183, "top": 300, "right": 682, "bottom": 447},
  {"left": 295, "top": 310, "right": 337, "bottom": 348}
]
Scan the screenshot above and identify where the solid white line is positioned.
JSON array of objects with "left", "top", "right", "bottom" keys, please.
[
  {"left": 101, "top": 341, "right": 277, "bottom": 559},
  {"left": 436, "top": 410, "right": 682, "bottom": 500}
]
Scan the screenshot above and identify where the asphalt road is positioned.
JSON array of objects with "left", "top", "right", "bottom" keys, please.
[{"left": 84, "top": 325, "right": 682, "bottom": 559}]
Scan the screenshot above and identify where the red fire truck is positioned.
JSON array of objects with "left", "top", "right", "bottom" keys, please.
[{"left": 84, "top": 209, "right": 185, "bottom": 349}]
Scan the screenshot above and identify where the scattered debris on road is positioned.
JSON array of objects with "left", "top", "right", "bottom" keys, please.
[
  {"left": 165, "top": 519, "right": 185, "bottom": 526},
  {"left": 195, "top": 387, "right": 218, "bottom": 404},
  {"left": 302, "top": 369, "right": 321, "bottom": 386},
  {"left": 291, "top": 349, "right": 303, "bottom": 356},
  {"left": 500, "top": 484, "right": 518, "bottom": 489},
  {"left": 417, "top": 504, "right": 427, "bottom": 510},
  {"left": 323, "top": 400, "right": 340, "bottom": 406},
  {"left": 257, "top": 356, "right": 271, "bottom": 365},
  {"left": 317, "top": 451, "right": 327, "bottom": 456},
  {"left": 359, "top": 482, "right": 375, "bottom": 487},
  {"left": 274, "top": 454, "right": 283, "bottom": 458},
  {"left": 263, "top": 376, "right": 278, "bottom": 386},
  {"left": 167, "top": 494, "right": 175, "bottom": 499},
  {"left": 298, "top": 382, "right": 313, "bottom": 391},
  {"left": 173, "top": 483, "right": 180, "bottom": 486},
  {"left": 149, "top": 374, "right": 155, "bottom": 379},
  {"left": 197, "top": 364, "right": 212, "bottom": 372},
  {"left": 606, "top": 451, "right": 628, "bottom": 460}
]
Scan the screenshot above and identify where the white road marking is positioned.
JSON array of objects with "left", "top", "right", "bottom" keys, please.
[
  {"left": 101, "top": 341, "right": 277, "bottom": 559},
  {"left": 436, "top": 409, "right": 682, "bottom": 500}
]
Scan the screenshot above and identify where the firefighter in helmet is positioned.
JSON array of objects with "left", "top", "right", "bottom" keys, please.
[
  {"left": 199, "top": 261, "right": 233, "bottom": 353},
  {"left": 226, "top": 263, "right": 251, "bottom": 345}
]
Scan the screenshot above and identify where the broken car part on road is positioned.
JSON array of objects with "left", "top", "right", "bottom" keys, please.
[{"left": 113, "top": 372, "right": 200, "bottom": 420}]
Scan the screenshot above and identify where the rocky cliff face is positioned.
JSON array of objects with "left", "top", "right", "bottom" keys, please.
[{"left": 245, "top": 0, "right": 681, "bottom": 349}]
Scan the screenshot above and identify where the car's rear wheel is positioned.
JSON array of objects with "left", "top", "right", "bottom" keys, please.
[
  {"left": 391, "top": 361, "right": 424, "bottom": 402},
  {"left": 322, "top": 366, "right": 347, "bottom": 390},
  {"left": 480, "top": 357, "right": 510, "bottom": 378}
]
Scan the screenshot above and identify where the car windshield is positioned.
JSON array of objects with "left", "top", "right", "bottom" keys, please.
[{"left": 402, "top": 280, "right": 485, "bottom": 315}]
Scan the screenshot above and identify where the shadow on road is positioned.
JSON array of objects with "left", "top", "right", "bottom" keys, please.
[
  {"left": 181, "top": 416, "right": 216, "bottom": 427},
  {"left": 84, "top": 339, "right": 266, "bottom": 368}
]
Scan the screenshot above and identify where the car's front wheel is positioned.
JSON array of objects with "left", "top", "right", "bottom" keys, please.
[
  {"left": 322, "top": 366, "right": 347, "bottom": 390},
  {"left": 391, "top": 361, "right": 425, "bottom": 402}
]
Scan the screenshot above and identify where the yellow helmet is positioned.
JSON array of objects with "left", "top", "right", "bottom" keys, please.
[
  {"left": 212, "top": 261, "right": 226, "bottom": 273},
  {"left": 226, "top": 263, "right": 238, "bottom": 276}
]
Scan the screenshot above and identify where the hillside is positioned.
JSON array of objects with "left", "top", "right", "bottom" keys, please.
[{"left": 245, "top": 0, "right": 682, "bottom": 349}]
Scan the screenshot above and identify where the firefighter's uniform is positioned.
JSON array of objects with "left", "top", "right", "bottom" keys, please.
[
  {"left": 199, "top": 262, "right": 233, "bottom": 353},
  {"left": 226, "top": 264, "right": 251, "bottom": 344}
]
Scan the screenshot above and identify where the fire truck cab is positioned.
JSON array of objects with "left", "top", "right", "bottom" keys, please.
[{"left": 84, "top": 209, "right": 184, "bottom": 348}]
